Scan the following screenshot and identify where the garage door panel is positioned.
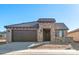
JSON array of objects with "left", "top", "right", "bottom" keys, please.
[{"left": 12, "top": 30, "right": 37, "bottom": 42}]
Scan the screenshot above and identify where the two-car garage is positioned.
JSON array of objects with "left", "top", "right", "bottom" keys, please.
[{"left": 12, "top": 30, "right": 37, "bottom": 42}]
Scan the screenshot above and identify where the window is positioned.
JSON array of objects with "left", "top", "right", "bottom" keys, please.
[
  {"left": 59, "top": 30, "right": 64, "bottom": 37},
  {"left": 55, "top": 30, "right": 64, "bottom": 37}
]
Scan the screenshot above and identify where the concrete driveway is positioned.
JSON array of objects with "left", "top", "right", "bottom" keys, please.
[
  {"left": 0, "top": 42, "right": 79, "bottom": 55},
  {"left": 0, "top": 42, "right": 41, "bottom": 54}
]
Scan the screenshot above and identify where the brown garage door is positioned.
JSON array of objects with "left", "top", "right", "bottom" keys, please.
[{"left": 12, "top": 30, "right": 37, "bottom": 42}]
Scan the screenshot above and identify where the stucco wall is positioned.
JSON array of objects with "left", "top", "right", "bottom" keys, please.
[
  {"left": 68, "top": 32, "right": 79, "bottom": 41},
  {"left": 6, "top": 29, "right": 12, "bottom": 43}
]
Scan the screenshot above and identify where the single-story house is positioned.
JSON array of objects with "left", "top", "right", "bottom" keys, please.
[
  {"left": 68, "top": 28, "right": 79, "bottom": 42},
  {"left": 5, "top": 18, "right": 69, "bottom": 43}
]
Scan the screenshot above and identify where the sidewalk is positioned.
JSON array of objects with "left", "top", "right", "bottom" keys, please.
[{"left": 4, "top": 49, "right": 79, "bottom": 55}]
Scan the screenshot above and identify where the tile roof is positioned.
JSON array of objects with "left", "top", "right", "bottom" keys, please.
[
  {"left": 4, "top": 18, "right": 68, "bottom": 30},
  {"left": 37, "top": 18, "right": 56, "bottom": 22},
  {"left": 5, "top": 21, "right": 38, "bottom": 28},
  {"left": 55, "top": 23, "right": 69, "bottom": 30}
]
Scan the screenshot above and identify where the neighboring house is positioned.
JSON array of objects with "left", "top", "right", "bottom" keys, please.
[
  {"left": 68, "top": 28, "right": 79, "bottom": 42},
  {"left": 0, "top": 31, "right": 6, "bottom": 43},
  {"left": 4, "top": 18, "right": 69, "bottom": 43},
  {"left": 0, "top": 31, "right": 6, "bottom": 38}
]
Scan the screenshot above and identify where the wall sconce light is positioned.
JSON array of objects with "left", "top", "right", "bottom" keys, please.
[
  {"left": 40, "top": 29, "right": 42, "bottom": 32},
  {"left": 7, "top": 30, "right": 10, "bottom": 32}
]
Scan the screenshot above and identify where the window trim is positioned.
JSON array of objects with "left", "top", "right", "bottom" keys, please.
[{"left": 55, "top": 29, "right": 65, "bottom": 37}]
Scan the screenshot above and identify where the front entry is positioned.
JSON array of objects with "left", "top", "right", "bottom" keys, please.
[{"left": 43, "top": 29, "right": 51, "bottom": 41}]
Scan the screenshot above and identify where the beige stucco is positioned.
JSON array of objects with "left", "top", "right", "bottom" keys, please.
[
  {"left": 68, "top": 31, "right": 79, "bottom": 41},
  {"left": 6, "top": 29, "right": 12, "bottom": 43}
]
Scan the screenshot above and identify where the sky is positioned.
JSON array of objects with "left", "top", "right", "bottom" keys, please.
[{"left": 0, "top": 4, "right": 79, "bottom": 31}]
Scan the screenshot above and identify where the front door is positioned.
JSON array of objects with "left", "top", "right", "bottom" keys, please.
[{"left": 43, "top": 29, "right": 50, "bottom": 41}]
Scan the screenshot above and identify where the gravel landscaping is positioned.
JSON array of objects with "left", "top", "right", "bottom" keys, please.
[{"left": 33, "top": 44, "right": 72, "bottom": 49}]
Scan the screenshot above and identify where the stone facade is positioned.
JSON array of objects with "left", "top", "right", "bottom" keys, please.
[{"left": 37, "top": 22, "right": 55, "bottom": 42}]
